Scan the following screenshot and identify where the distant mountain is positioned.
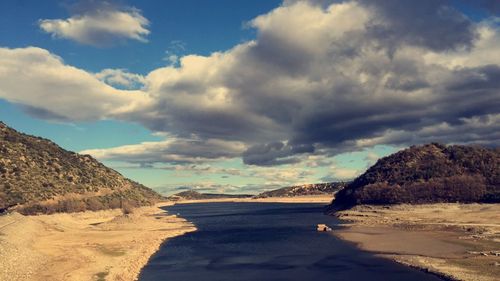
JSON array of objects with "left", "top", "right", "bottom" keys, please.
[
  {"left": 0, "top": 121, "right": 162, "bottom": 214},
  {"left": 168, "top": 190, "right": 253, "bottom": 201},
  {"left": 329, "top": 143, "right": 500, "bottom": 211},
  {"left": 254, "top": 182, "right": 346, "bottom": 198}
]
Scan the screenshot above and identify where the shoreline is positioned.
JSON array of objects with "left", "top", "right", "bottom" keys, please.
[
  {"left": 332, "top": 203, "right": 500, "bottom": 281},
  {"left": 0, "top": 203, "right": 196, "bottom": 281}
]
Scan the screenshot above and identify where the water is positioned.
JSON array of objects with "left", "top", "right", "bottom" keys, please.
[{"left": 139, "top": 202, "right": 442, "bottom": 281}]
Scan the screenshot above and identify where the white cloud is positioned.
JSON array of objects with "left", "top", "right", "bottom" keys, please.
[
  {"left": 39, "top": 8, "right": 149, "bottom": 46},
  {"left": 0, "top": 47, "right": 151, "bottom": 121}
]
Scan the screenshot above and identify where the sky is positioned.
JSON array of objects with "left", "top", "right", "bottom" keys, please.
[{"left": 0, "top": 0, "right": 498, "bottom": 195}]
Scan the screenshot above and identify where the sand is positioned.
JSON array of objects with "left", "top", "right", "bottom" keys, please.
[
  {"left": 0, "top": 203, "right": 195, "bottom": 281},
  {"left": 334, "top": 203, "right": 500, "bottom": 281},
  {"left": 174, "top": 195, "right": 334, "bottom": 204}
]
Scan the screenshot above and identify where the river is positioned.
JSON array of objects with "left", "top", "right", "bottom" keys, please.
[{"left": 139, "top": 202, "right": 442, "bottom": 281}]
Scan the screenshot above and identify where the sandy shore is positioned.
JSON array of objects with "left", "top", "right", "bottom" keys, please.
[
  {"left": 174, "top": 195, "right": 334, "bottom": 204},
  {"left": 0, "top": 203, "right": 195, "bottom": 281},
  {"left": 333, "top": 203, "right": 500, "bottom": 281}
]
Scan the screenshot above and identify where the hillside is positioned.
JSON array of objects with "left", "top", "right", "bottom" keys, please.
[
  {"left": 0, "top": 121, "right": 162, "bottom": 214},
  {"left": 254, "top": 182, "right": 346, "bottom": 198},
  {"left": 329, "top": 143, "right": 500, "bottom": 211},
  {"left": 167, "top": 190, "right": 252, "bottom": 201}
]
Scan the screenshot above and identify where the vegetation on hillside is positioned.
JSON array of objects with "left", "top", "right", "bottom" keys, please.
[
  {"left": 330, "top": 143, "right": 499, "bottom": 210},
  {"left": 0, "top": 121, "right": 162, "bottom": 214}
]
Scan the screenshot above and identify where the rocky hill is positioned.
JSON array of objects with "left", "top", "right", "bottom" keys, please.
[
  {"left": 254, "top": 182, "right": 346, "bottom": 198},
  {"left": 329, "top": 143, "right": 499, "bottom": 211},
  {"left": 0, "top": 121, "right": 162, "bottom": 214},
  {"left": 167, "top": 190, "right": 252, "bottom": 201}
]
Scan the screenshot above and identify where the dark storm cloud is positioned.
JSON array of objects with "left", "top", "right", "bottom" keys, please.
[
  {"left": 446, "top": 65, "right": 500, "bottom": 92},
  {"left": 122, "top": 0, "right": 498, "bottom": 166},
  {"left": 360, "top": 0, "right": 478, "bottom": 52}
]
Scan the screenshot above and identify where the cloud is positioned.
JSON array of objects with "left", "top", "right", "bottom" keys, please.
[
  {"left": 359, "top": 0, "right": 478, "bottom": 52},
  {"left": 131, "top": 1, "right": 498, "bottom": 165},
  {"left": 423, "top": 20, "right": 500, "bottom": 68},
  {"left": 2, "top": 0, "right": 499, "bottom": 169},
  {"left": 95, "top": 68, "right": 145, "bottom": 89},
  {"left": 163, "top": 40, "right": 187, "bottom": 66},
  {"left": 81, "top": 137, "right": 246, "bottom": 165},
  {"left": 355, "top": 113, "right": 500, "bottom": 148},
  {"left": 321, "top": 167, "right": 361, "bottom": 182},
  {"left": 242, "top": 141, "right": 314, "bottom": 166},
  {"left": 240, "top": 165, "right": 317, "bottom": 187},
  {"left": 162, "top": 164, "right": 243, "bottom": 177},
  {"left": 39, "top": 6, "right": 149, "bottom": 46},
  {"left": 0, "top": 47, "right": 151, "bottom": 121},
  {"left": 332, "top": 168, "right": 360, "bottom": 180}
]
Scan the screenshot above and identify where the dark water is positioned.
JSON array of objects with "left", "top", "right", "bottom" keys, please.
[{"left": 139, "top": 203, "right": 442, "bottom": 281}]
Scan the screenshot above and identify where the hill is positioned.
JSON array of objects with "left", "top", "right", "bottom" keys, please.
[
  {"left": 254, "top": 182, "right": 346, "bottom": 198},
  {"left": 167, "top": 190, "right": 253, "bottom": 201},
  {"left": 0, "top": 121, "right": 162, "bottom": 214},
  {"left": 328, "top": 143, "right": 499, "bottom": 211}
]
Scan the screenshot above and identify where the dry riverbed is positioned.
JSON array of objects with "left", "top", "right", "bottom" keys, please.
[
  {"left": 334, "top": 203, "right": 500, "bottom": 281},
  {"left": 0, "top": 203, "right": 195, "bottom": 281}
]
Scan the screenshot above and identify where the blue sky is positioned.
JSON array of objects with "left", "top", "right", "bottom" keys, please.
[
  {"left": 0, "top": 0, "right": 498, "bottom": 194},
  {"left": 0, "top": 0, "right": 281, "bottom": 73}
]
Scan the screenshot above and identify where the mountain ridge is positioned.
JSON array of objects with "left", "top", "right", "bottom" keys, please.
[
  {"left": 329, "top": 143, "right": 499, "bottom": 211},
  {"left": 254, "top": 182, "right": 346, "bottom": 198},
  {"left": 0, "top": 121, "right": 162, "bottom": 214}
]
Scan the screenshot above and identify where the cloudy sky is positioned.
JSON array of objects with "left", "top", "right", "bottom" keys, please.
[{"left": 0, "top": 0, "right": 498, "bottom": 195}]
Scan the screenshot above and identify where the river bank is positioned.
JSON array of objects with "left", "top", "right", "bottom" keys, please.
[
  {"left": 333, "top": 203, "right": 500, "bottom": 281},
  {"left": 0, "top": 203, "right": 195, "bottom": 281}
]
